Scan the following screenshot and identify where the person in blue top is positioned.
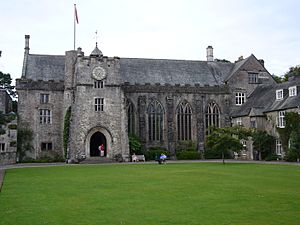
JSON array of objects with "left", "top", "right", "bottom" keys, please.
[{"left": 159, "top": 153, "right": 167, "bottom": 164}]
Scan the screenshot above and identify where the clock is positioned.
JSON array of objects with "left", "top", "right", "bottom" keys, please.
[{"left": 92, "top": 66, "right": 106, "bottom": 80}]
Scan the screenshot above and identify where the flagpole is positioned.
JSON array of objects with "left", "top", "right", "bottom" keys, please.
[{"left": 74, "top": 4, "right": 76, "bottom": 50}]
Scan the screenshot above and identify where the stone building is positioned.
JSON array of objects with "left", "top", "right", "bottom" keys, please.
[
  {"left": 231, "top": 74, "right": 300, "bottom": 159},
  {"left": 0, "top": 90, "right": 17, "bottom": 165},
  {"left": 16, "top": 35, "right": 277, "bottom": 161}
]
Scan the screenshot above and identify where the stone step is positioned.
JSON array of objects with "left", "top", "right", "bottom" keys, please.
[{"left": 80, "top": 157, "right": 114, "bottom": 164}]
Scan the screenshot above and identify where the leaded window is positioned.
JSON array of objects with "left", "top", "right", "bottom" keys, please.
[
  {"left": 41, "top": 142, "right": 53, "bottom": 151},
  {"left": 277, "top": 111, "right": 285, "bottom": 128},
  {"left": 127, "top": 101, "right": 135, "bottom": 135},
  {"left": 39, "top": 109, "right": 52, "bottom": 124},
  {"left": 205, "top": 102, "right": 220, "bottom": 134},
  {"left": 148, "top": 100, "right": 164, "bottom": 141},
  {"left": 95, "top": 98, "right": 104, "bottom": 111},
  {"left": 177, "top": 101, "right": 192, "bottom": 140},
  {"left": 235, "top": 92, "right": 246, "bottom": 105}
]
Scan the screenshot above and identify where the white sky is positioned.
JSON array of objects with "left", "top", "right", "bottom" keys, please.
[{"left": 0, "top": 0, "right": 300, "bottom": 83}]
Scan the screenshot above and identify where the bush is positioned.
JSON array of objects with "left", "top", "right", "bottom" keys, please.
[
  {"left": 176, "top": 141, "right": 197, "bottom": 153},
  {"left": 265, "top": 153, "right": 280, "bottom": 161},
  {"left": 129, "top": 134, "right": 142, "bottom": 155},
  {"left": 145, "top": 147, "right": 169, "bottom": 161},
  {"left": 284, "top": 151, "right": 299, "bottom": 162},
  {"left": 177, "top": 151, "right": 201, "bottom": 160}
]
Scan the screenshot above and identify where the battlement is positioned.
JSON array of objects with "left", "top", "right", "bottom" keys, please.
[{"left": 16, "top": 78, "right": 64, "bottom": 91}]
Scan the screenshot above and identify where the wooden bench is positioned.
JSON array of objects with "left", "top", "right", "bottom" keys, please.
[{"left": 132, "top": 154, "right": 146, "bottom": 162}]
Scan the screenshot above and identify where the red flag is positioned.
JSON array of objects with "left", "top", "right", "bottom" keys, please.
[{"left": 74, "top": 4, "right": 79, "bottom": 24}]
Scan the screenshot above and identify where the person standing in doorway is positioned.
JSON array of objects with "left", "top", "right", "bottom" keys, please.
[{"left": 99, "top": 144, "right": 105, "bottom": 157}]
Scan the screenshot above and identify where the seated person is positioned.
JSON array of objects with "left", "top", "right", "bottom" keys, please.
[
  {"left": 132, "top": 153, "right": 138, "bottom": 162},
  {"left": 159, "top": 153, "right": 167, "bottom": 164}
]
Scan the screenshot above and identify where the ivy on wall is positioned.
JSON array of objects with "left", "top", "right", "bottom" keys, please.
[
  {"left": 17, "top": 127, "right": 33, "bottom": 161},
  {"left": 277, "top": 112, "right": 300, "bottom": 161},
  {"left": 63, "top": 107, "right": 71, "bottom": 159}
]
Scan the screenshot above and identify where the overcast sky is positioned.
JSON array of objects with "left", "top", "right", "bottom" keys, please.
[{"left": 1, "top": 0, "right": 299, "bottom": 83}]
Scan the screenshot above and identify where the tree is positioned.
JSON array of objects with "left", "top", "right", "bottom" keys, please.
[
  {"left": 205, "top": 126, "right": 252, "bottom": 163},
  {"left": 0, "top": 71, "right": 16, "bottom": 97},
  {"left": 252, "top": 130, "right": 276, "bottom": 160},
  {"left": 283, "top": 66, "right": 300, "bottom": 82}
]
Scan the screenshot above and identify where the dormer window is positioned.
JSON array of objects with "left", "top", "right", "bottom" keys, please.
[
  {"left": 276, "top": 89, "right": 283, "bottom": 100},
  {"left": 289, "top": 86, "right": 297, "bottom": 97}
]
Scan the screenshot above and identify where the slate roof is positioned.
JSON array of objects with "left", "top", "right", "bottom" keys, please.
[
  {"left": 120, "top": 58, "right": 234, "bottom": 86},
  {"left": 231, "top": 78, "right": 300, "bottom": 117},
  {"left": 24, "top": 54, "right": 65, "bottom": 81}
]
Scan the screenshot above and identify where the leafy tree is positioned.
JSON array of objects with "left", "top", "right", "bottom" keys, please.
[
  {"left": 205, "top": 126, "right": 252, "bottom": 163},
  {"left": 283, "top": 66, "right": 300, "bottom": 82},
  {"left": 252, "top": 130, "right": 276, "bottom": 160},
  {"left": 0, "top": 71, "right": 15, "bottom": 97},
  {"left": 272, "top": 74, "right": 283, "bottom": 83}
]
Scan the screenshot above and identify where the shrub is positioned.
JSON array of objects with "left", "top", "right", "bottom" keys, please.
[
  {"left": 177, "top": 151, "right": 201, "bottom": 160},
  {"left": 129, "top": 134, "right": 142, "bottom": 154},
  {"left": 176, "top": 140, "right": 197, "bottom": 153},
  {"left": 265, "top": 153, "right": 279, "bottom": 161}
]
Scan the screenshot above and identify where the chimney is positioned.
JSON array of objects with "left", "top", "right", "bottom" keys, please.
[
  {"left": 259, "top": 59, "right": 264, "bottom": 67},
  {"left": 22, "top": 35, "right": 30, "bottom": 77},
  {"left": 206, "top": 46, "right": 213, "bottom": 62},
  {"left": 24, "top": 35, "right": 30, "bottom": 55}
]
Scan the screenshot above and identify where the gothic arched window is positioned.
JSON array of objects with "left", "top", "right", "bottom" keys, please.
[
  {"left": 127, "top": 101, "right": 135, "bottom": 135},
  {"left": 177, "top": 101, "right": 192, "bottom": 140},
  {"left": 205, "top": 102, "right": 220, "bottom": 134},
  {"left": 148, "top": 100, "right": 164, "bottom": 141}
]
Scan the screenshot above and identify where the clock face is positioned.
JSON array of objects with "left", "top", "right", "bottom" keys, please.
[{"left": 92, "top": 66, "right": 106, "bottom": 80}]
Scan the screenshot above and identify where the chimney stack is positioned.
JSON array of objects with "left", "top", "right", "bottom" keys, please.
[
  {"left": 206, "top": 46, "right": 213, "bottom": 62},
  {"left": 259, "top": 59, "right": 264, "bottom": 67},
  {"left": 25, "top": 35, "right": 30, "bottom": 54}
]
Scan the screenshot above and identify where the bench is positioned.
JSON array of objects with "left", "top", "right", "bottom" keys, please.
[{"left": 132, "top": 154, "right": 146, "bottom": 162}]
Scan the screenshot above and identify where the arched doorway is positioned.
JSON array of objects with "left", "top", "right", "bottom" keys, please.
[{"left": 90, "top": 132, "right": 107, "bottom": 157}]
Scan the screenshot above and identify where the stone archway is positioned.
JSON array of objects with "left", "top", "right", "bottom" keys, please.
[
  {"left": 85, "top": 127, "right": 113, "bottom": 158},
  {"left": 90, "top": 132, "right": 107, "bottom": 157}
]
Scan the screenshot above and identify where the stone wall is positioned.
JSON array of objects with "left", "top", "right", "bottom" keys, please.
[
  {"left": 124, "top": 84, "right": 231, "bottom": 155},
  {"left": 17, "top": 81, "right": 64, "bottom": 159}
]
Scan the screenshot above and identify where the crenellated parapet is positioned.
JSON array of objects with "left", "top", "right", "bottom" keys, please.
[{"left": 16, "top": 79, "right": 64, "bottom": 91}]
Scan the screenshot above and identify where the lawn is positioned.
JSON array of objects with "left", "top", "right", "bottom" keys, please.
[{"left": 0, "top": 163, "right": 300, "bottom": 225}]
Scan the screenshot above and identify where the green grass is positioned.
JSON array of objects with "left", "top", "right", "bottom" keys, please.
[{"left": 0, "top": 163, "right": 300, "bottom": 225}]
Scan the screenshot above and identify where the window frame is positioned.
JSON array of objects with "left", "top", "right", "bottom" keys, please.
[
  {"left": 276, "top": 89, "right": 283, "bottom": 100},
  {"left": 94, "top": 80, "right": 105, "bottom": 89},
  {"left": 276, "top": 140, "right": 282, "bottom": 155},
  {"left": 277, "top": 111, "right": 285, "bottom": 128},
  {"left": 148, "top": 100, "right": 164, "bottom": 142},
  {"left": 40, "top": 93, "right": 50, "bottom": 104},
  {"left": 39, "top": 109, "right": 52, "bottom": 124},
  {"left": 176, "top": 101, "right": 192, "bottom": 141},
  {"left": 235, "top": 92, "right": 246, "bottom": 105},
  {"left": 288, "top": 86, "right": 297, "bottom": 97},
  {"left": 41, "top": 142, "right": 53, "bottom": 151},
  {"left": 94, "top": 98, "right": 104, "bottom": 112},
  {"left": 248, "top": 72, "right": 259, "bottom": 84}
]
